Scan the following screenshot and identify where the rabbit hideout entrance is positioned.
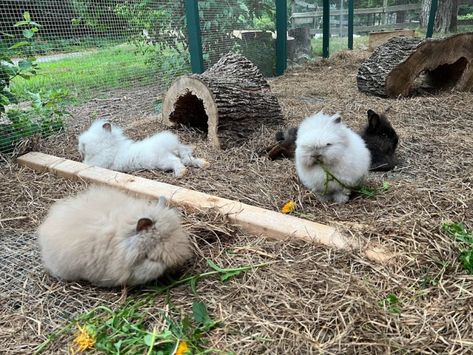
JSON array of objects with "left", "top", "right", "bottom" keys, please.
[{"left": 162, "top": 53, "right": 283, "bottom": 149}]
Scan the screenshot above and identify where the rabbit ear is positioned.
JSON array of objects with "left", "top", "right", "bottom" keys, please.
[
  {"left": 157, "top": 196, "right": 168, "bottom": 208},
  {"left": 367, "top": 110, "right": 380, "bottom": 128},
  {"left": 136, "top": 218, "right": 153, "bottom": 232},
  {"left": 102, "top": 122, "right": 112, "bottom": 132}
]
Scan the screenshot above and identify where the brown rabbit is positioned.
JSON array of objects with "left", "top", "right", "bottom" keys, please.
[{"left": 37, "top": 185, "right": 192, "bottom": 287}]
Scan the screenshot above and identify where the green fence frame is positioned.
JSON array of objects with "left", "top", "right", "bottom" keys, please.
[
  {"left": 184, "top": 0, "right": 204, "bottom": 74},
  {"left": 426, "top": 0, "right": 439, "bottom": 38},
  {"left": 322, "top": 0, "right": 330, "bottom": 58},
  {"left": 276, "top": 0, "right": 288, "bottom": 75}
]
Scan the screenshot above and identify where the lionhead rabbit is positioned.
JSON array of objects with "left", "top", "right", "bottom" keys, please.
[
  {"left": 361, "top": 109, "right": 399, "bottom": 171},
  {"left": 295, "top": 111, "right": 371, "bottom": 204},
  {"left": 78, "top": 119, "right": 208, "bottom": 177},
  {"left": 37, "top": 185, "right": 192, "bottom": 287}
]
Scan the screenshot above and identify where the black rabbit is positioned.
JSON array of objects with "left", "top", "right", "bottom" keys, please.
[
  {"left": 361, "top": 109, "right": 399, "bottom": 171},
  {"left": 261, "top": 127, "right": 298, "bottom": 160}
]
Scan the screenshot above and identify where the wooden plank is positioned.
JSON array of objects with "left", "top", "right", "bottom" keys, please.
[{"left": 17, "top": 152, "right": 393, "bottom": 263}]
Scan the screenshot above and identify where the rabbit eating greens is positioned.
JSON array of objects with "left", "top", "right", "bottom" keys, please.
[
  {"left": 78, "top": 119, "right": 208, "bottom": 177},
  {"left": 37, "top": 185, "right": 192, "bottom": 287},
  {"left": 295, "top": 111, "right": 371, "bottom": 204}
]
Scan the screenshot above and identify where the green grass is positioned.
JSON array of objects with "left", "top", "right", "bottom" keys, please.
[
  {"left": 441, "top": 222, "right": 473, "bottom": 274},
  {"left": 10, "top": 44, "right": 160, "bottom": 103},
  {"left": 311, "top": 35, "right": 369, "bottom": 57}
]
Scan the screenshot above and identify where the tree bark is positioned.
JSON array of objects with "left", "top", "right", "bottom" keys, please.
[
  {"left": 357, "top": 33, "right": 473, "bottom": 97},
  {"left": 162, "top": 53, "right": 283, "bottom": 149},
  {"left": 421, "top": 0, "right": 457, "bottom": 33}
]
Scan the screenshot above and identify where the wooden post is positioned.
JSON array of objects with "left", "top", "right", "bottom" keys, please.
[{"left": 17, "top": 152, "right": 393, "bottom": 264}]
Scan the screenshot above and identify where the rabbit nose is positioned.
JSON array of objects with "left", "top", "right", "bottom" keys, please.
[{"left": 311, "top": 154, "right": 322, "bottom": 160}]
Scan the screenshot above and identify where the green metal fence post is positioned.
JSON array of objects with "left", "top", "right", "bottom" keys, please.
[
  {"left": 426, "top": 0, "right": 439, "bottom": 38},
  {"left": 323, "top": 0, "right": 330, "bottom": 58},
  {"left": 348, "top": 0, "right": 354, "bottom": 50},
  {"left": 276, "top": 0, "right": 287, "bottom": 76},
  {"left": 184, "top": 0, "right": 204, "bottom": 73}
]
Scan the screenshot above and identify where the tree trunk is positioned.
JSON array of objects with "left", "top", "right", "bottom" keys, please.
[
  {"left": 357, "top": 33, "right": 473, "bottom": 97},
  {"left": 162, "top": 53, "right": 283, "bottom": 149},
  {"left": 420, "top": 0, "right": 457, "bottom": 33}
]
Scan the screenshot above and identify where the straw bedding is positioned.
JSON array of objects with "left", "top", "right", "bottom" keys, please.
[{"left": 1, "top": 50, "right": 472, "bottom": 354}]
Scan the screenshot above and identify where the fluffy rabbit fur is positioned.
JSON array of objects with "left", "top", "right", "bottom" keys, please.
[
  {"left": 78, "top": 119, "right": 208, "bottom": 177},
  {"left": 361, "top": 109, "right": 399, "bottom": 171},
  {"left": 295, "top": 111, "right": 371, "bottom": 204},
  {"left": 37, "top": 185, "right": 192, "bottom": 287}
]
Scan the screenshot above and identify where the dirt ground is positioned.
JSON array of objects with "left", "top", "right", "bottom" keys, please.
[{"left": 1, "top": 50, "right": 472, "bottom": 354}]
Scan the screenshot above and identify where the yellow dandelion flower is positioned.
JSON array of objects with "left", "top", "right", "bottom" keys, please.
[
  {"left": 72, "top": 324, "right": 96, "bottom": 352},
  {"left": 281, "top": 200, "right": 296, "bottom": 214},
  {"left": 175, "top": 340, "right": 190, "bottom": 355}
]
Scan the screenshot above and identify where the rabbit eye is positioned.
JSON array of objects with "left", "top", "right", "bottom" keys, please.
[{"left": 326, "top": 143, "right": 332, "bottom": 147}]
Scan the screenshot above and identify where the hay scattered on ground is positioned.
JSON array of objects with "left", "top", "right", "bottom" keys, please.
[{"left": 1, "top": 50, "right": 472, "bottom": 354}]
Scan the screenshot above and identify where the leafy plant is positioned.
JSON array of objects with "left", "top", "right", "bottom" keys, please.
[
  {"left": 357, "top": 181, "right": 391, "bottom": 198},
  {"left": 35, "top": 259, "right": 274, "bottom": 354},
  {"left": 0, "top": 12, "right": 67, "bottom": 154},
  {"left": 379, "top": 293, "right": 401, "bottom": 314},
  {"left": 441, "top": 222, "right": 473, "bottom": 274}
]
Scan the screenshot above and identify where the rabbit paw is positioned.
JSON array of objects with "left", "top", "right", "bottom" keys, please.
[
  {"left": 199, "top": 159, "right": 210, "bottom": 168},
  {"left": 332, "top": 192, "right": 349, "bottom": 204},
  {"left": 174, "top": 167, "right": 188, "bottom": 178}
]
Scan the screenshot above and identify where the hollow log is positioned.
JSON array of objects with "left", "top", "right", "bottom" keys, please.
[
  {"left": 162, "top": 53, "right": 283, "bottom": 149},
  {"left": 357, "top": 33, "right": 473, "bottom": 97}
]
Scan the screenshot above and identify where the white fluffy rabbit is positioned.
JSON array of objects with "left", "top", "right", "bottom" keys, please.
[
  {"left": 295, "top": 111, "right": 371, "bottom": 204},
  {"left": 37, "top": 185, "right": 193, "bottom": 287},
  {"left": 78, "top": 119, "right": 208, "bottom": 177}
]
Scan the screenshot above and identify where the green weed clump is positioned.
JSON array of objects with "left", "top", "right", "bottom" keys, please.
[
  {"left": 35, "top": 259, "right": 274, "bottom": 354},
  {"left": 441, "top": 222, "right": 473, "bottom": 274}
]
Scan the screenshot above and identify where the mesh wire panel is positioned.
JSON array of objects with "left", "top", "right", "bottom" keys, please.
[
  {"left": 0, "top": 0, "right": 190, "bottom": 154},
  {"left": 199, "top": 0, "right": 276, "bottom": 76},
  {"left": 353, "top": 0, "right": 422, "bottom": 48}
]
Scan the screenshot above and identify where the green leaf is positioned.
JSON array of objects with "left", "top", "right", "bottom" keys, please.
[
  {"left": 23, "top": 29, "right": 34, "bottom": 39},
  {"left": 18, "top": 59, "right": 33, "bottom": 71},
  {"left": 9, "top": 41, "right": 29, "bottom": 49},
  {"left": 206, "top": 259, "right": 225, "bottom": 273},
  {"left": 14, "top": 20, "right": 30, "bottom": 27},
  {"left": 220, "top": 269, "right": 245, "bottom": 282},
  {"left": 192, "top": 301, "right": 211, "bottom": 325},
  {"left": 459, "top": 249, "right": 473, "bottom": 274},
  {"left": 441, "top": 222, "right": 473, "bottom": 244},
  {"left": 143, "top": 333, "right": 155, "bottom": 347},
  {"left": 23, "top": 11, "right": 31, "bottom": 21},
  {"left": 379, "top": 293, "right": 401, "bottom": 314}
]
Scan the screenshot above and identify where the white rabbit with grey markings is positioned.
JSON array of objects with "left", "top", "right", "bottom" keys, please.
[
  {"left": 38, "top": 185, "right": 192, "bottom": 287},
  {"left": 78, "top": 119, "right": 208, "bottom": 177}
]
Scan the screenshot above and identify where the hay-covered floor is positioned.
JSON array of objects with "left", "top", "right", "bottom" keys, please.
[{"left": 1, "top": 50, "right": 472, "bottom": 354}]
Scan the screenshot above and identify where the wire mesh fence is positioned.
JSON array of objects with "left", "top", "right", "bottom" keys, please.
[
  {"left": 198, "top": 0, "right": 276, "bottom": 75},
  {"left": 0, "top": 0, "right": 192, "bottom": 154}
]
